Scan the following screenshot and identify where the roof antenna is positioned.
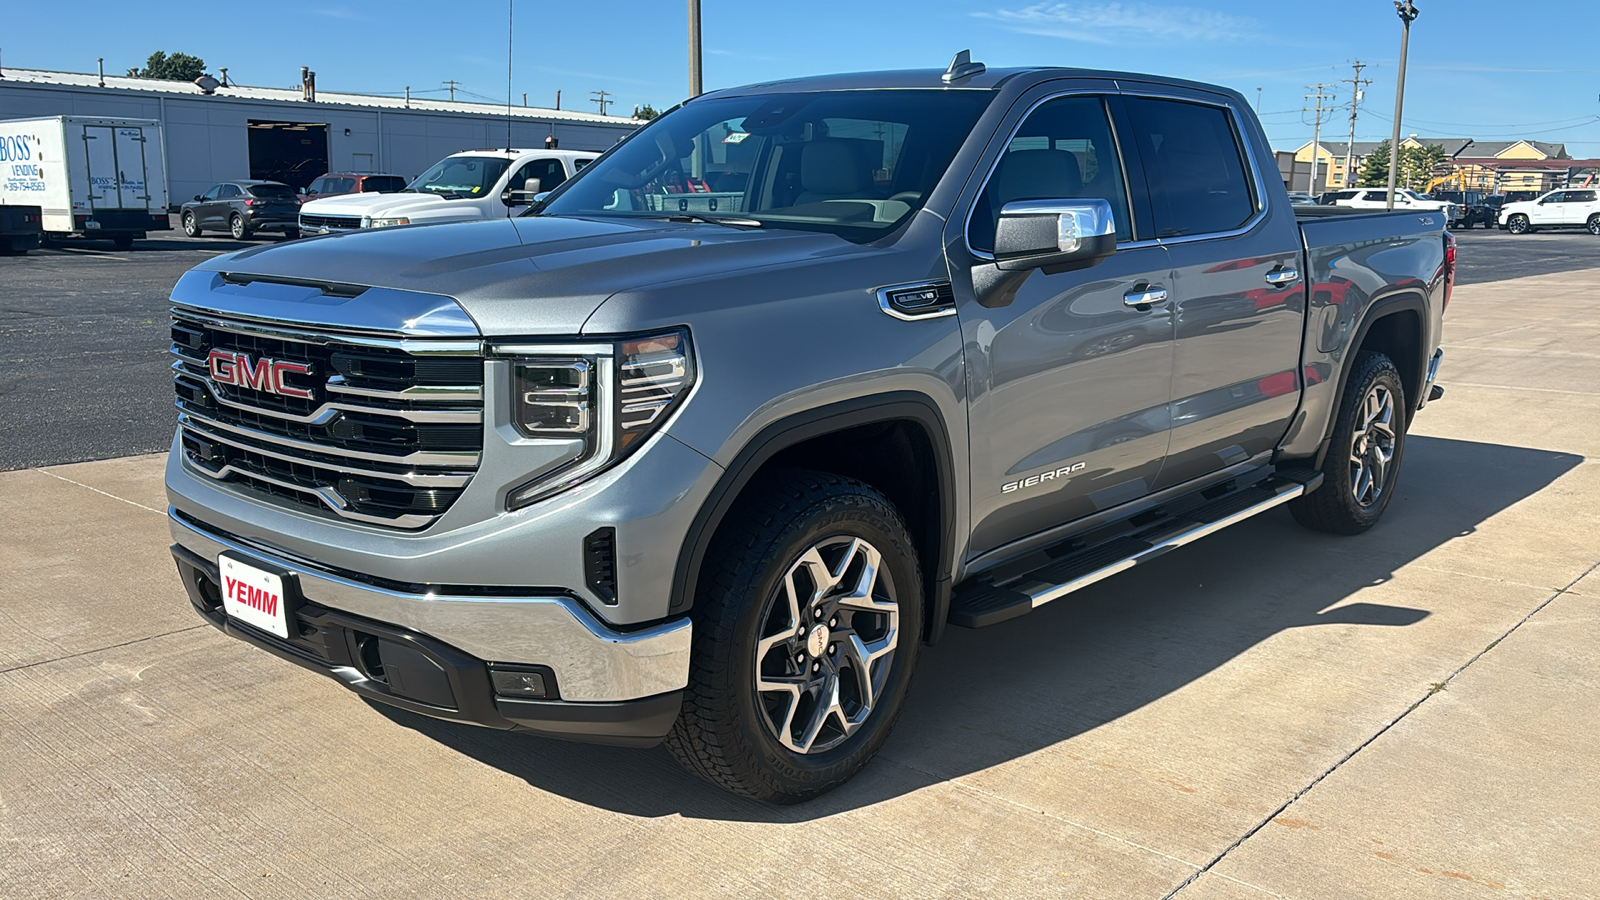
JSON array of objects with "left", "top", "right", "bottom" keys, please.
[{"left": 943, "top": 49, "right": 985, "bottom": 83}]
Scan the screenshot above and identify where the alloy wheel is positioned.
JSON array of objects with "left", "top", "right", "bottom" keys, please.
[
  {"left": 752, "top": 536, "right": 899, "bottom": 755},
  {"left": 1349, "top": 383, "right": 1397, "bottom": 508},
  {"left": 1508, "top": 215, "right": 1529, "bottom": 234},
  {"left": 1588, "top": 216, "right": 1599, "bottom": 236}
]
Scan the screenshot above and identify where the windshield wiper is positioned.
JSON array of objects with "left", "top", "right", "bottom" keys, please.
[{"left": 648, "top": 213, "right": 763, "bottom": 228}]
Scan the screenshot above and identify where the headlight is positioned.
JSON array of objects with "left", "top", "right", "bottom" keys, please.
[
  {"left": 363, "top": 216, "right": 410, "bottom": 228},
  {"left": 500, "top": 328, "right": 695, "bottom": 510}
]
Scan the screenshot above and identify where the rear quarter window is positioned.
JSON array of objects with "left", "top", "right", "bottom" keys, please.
[{"left": 1123, "top": 97, "right": 1256, "bottom": 237}]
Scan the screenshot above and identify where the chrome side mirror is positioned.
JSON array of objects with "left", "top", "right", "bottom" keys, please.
[{"left": 993, "top": 198, "right": 1117, "bottom": 272}]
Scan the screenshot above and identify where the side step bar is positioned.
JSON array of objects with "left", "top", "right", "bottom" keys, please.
[{"left": 949, "top": 470, "right": 1322, "bottom": 628}]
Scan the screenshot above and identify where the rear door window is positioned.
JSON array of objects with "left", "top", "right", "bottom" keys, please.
[
  {"left": 969, "top": 95, "right": 1133, "bottom": 252},
  {"left": 1569, "top": 190, "right": 1597, "bottom": 203},
  {"left": 1122, "top": 97, "right": 1255, "bottom": 237}
]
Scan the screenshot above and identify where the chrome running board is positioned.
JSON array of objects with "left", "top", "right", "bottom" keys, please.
[{"left": 949, "top": 470, "right": 1321, "bottom": 628}]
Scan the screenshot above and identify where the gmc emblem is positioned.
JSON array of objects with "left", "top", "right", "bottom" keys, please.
[{"left": 207, "top": 349, "right": 314, "bottom": 399}]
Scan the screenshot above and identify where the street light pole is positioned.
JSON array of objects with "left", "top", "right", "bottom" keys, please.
[
  {"left": 688, "top": 0, "right": 703, "bottom": 98},
  {"left": 1386, "top": 1, "right": 1419, "bottom": 210}
]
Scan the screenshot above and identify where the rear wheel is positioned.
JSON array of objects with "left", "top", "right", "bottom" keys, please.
[
  {"left": 1588, "top": 215, "right": 1599, "bottom": 236},
  {"left": 229, "top": 213, "right": 249, "bottom": 240},
  {"left": 1291, "top": 352, "right": 1407, "bottom": 535},
  {"left": 666, "top": 469, "right": 923, "bottom": 803},
  {"left": 284, "top": 227, "right": 301, "bottom": 240},
  {"left": 182, "top": 211, "right": 201, "bottom": 237},
  {"left": 1507, "top": 214, "right": 1531, "bottom": 235}
]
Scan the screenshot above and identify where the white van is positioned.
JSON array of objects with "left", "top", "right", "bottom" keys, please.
[
  {"left": 298, "top": 149, "right": 596, "bottom": 234},
  {"left": 0, "top": 116, "right": 171, "bottom": 249}
]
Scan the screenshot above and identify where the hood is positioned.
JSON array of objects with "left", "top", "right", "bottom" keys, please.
[
  {"left": 297, "top": 191, "right": 490, "bottom": 220},
  {"left": 188, "top": 215, "right": 870, "bottom": 336}
]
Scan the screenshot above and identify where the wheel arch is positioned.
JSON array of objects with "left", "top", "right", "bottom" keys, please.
[
  {"left": 669, "top": 392, "right": 958, "bottom": 645},
  {"left": 1314, "top": 292, "right": 1427, "bottom": 466}
]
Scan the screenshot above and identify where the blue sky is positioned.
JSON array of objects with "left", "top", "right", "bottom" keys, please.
[{"left": 6, "top": 0, "right": 1599, "bottom": 155}]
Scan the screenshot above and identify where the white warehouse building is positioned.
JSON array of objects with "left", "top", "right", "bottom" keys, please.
[{"left": 0, "top": 67, "right": 641, "bottom": 204}]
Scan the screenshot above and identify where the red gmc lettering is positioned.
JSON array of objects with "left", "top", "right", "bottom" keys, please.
[{"left": 206, "top": 350, "right": 314, "bottom": 399}]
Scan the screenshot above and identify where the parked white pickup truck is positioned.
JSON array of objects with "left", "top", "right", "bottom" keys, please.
[
  {"left": 1322, "top": 187, "right": 1459, "bottom": 225},
  {"left": 298, "top": 148, "right": 596, "bottom": 234}
]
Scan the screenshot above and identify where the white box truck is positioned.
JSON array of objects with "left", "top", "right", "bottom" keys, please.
[{"left": 0, "top": 116, "right": 171, "bottom": 249}]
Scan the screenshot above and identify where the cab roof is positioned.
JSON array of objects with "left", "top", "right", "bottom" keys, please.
[{"left": 700, "top": 65, "right": 1238, "bottom": 100}]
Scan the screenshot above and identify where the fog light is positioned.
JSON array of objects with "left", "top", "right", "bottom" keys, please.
[{"left": 490, "top": 668, "right": 548, "bottom": 698}]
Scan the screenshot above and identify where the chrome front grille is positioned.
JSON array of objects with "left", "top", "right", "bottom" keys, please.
[{"left": 171, "top": 310, "right": 483, "bottom": 529}]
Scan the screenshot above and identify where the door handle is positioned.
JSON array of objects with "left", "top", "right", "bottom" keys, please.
[
  {"left": 1265, "top": 267, "right": 1300, "bottom": 286},
  {"left": 1123, "top": 285, "right": 1169, "bottom": 308}
]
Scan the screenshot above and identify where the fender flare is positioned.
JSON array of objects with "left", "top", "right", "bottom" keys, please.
[
  {"left": 668, "top": 392, "right": 958, "bottom": 644},
  {"left": 1314, "top": 290, "right": 1428, "bottom": 465}
]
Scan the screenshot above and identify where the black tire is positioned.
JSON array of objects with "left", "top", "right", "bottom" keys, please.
[
  {"left": 229, "top": 213, "right": 250, "bottom": 240},
  {"left": 1506, "top": 214, "right": 1531, "bottom": 235},
  {"left": 665, "top": 468, "right": 923, "bottom": 803},
  {"left": 111, "top": 233, "right": 134, "bottom": 250},
  {"left": 1588, "top": 215, "right": 1599, "bottom": 236},
  {"left": 1291, "top": 352, "right": 1407, "bottom": 535},
  {"left": 182, "top": 211, "right": 202, "bottom": 237},
  {"left": 284, "top": 227, "right": 301, "bottom": 240}
]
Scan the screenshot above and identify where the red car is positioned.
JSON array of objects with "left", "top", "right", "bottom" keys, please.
[{"left": 299, "top": 172, "right": 407, "bottom": 203}]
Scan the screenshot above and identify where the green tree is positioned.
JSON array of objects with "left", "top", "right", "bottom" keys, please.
[
  {"left": 634, "top": 103, "right": 661, "bottom": 121},
  {"left": 127, "top": 51, "right": 208, "bottom": 82},
  {"left": 1357, "top": 141, "right": 1392, "bottom": 187},
  {"left": 1400, "top": 143, "right": 1448, "bottom": 192}
]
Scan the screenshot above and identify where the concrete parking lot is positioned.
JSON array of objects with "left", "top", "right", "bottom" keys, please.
[{"left": 1, "top": 238, "right": 1598, "bottom": 898}]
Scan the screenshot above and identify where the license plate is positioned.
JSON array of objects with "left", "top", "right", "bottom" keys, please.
[{"left": 219, "top": 555, "right": 293, "bottom": 639}]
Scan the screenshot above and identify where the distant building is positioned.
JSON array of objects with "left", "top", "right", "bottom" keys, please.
[
  {"left": 1288, "top": 136, "right": 1591, "bottom": 195},
  {"left": 0, "top": 67, "right": 640, "bottom": 204}
]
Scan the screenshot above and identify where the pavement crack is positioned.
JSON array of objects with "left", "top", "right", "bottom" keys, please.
[
  {"left": 33, "top": 467, "right": 165, "bottom": 514},
  {"left": 1163, "top": 558, "right": 1600, "bottom": 899},
  {"left": 0, "top": 625, "right": 208, "bottom": 677}
]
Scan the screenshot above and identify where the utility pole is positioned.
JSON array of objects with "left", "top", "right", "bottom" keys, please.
[
  {"left": 1303, "top": 83, "right": 1336, "bottom": 194},
  {"left": 1341, "top": 60, "right": 1372, "bottom": 189},
  {"left": 443, "top": 79, "right": 461, "bottom": 102},
  {"left": 1255, "top": 87, "right": 1262, "bottom": 111},
  {"left": 590, "top": 90, "right": 613, "bottom": 115},
  {"left": 1386, "top": 1, "right": 1420, "bottom": 209},
  {"left": 688, "top": 0, "right": 703, "bottom": 97}
]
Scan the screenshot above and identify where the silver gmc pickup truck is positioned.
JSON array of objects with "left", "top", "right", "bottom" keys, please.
[{"left": 165, "top": 54, "right": 1452, "bottom": 802}]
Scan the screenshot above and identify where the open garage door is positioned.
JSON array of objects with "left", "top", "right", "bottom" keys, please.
[{"left": 248, "top": 120, "right": 329, "bottom": 190}]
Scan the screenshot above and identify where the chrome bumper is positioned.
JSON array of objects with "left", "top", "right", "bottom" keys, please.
[{"left": 169, "top": 510, "right": 691, "bottom": 702}]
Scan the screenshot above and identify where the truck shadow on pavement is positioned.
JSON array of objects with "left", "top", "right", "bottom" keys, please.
[{"left": 374, "top": 435, "right": 1582, "bottom": 821}]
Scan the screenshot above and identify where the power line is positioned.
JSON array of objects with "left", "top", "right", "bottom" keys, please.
[
  {"left": 1341, "top": 60, "right": 1373, "bottom": 187},
  {"left": 1302, "top": 82, "right": 1336, "bottom": 193}
]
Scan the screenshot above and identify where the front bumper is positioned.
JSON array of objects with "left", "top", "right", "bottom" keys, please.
[{"left": 169, "top": 510, "right": 691, "bottom": 743}]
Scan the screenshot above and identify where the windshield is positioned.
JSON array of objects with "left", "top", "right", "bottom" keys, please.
[
  {"left": 406, "top": 156, "right": 511, "bottom": 199},
  {"left": 537, "top": 90, "right": 993, "bottom": 241},
  {"left": 248, "top": 184, "right": 296, "bottom": 199}
]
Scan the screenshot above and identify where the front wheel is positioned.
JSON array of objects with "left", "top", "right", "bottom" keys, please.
[
  {"left": 229, "top": 213, "right": 250, "bottom": 240},
  {"left": 1588, "top": 215, "right": 1599, "bottom": 236},
  {"left": 182, "top": 211, "right": 202, "bottom": 237},
  {"left": 1507, "top": 214, "right": 1531, "bottom": 235},
  {"left": 666, "top": 469, "right": 923, "bottom": 803},
  {"left": 1291, "top": 352, "right": 1407, "bottom": 535},
  {"left": 284, "top": 227, "right": 301, "bottom": 240}
]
